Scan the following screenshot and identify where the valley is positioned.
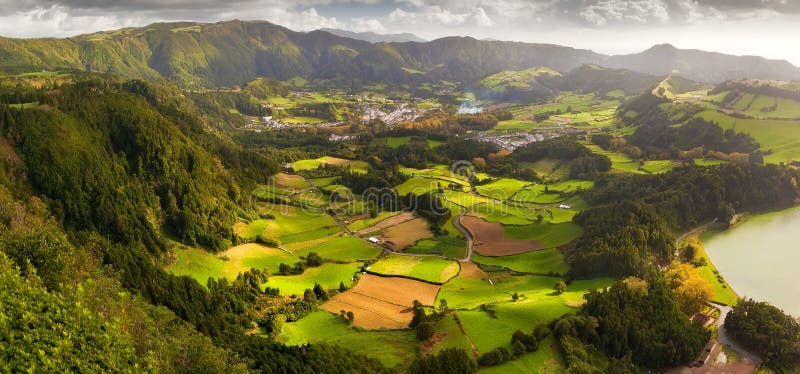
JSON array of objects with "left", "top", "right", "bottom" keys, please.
[{"left": 1, "top": 19, "right": 800, "bottom": 374}]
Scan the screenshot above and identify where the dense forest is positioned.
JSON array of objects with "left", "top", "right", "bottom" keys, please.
[
  {"left": 569, "top": 163, "right": 799, "bottom": 277},
  {"left": 0, "top": 79, "right": 393, "bottom": 372}
]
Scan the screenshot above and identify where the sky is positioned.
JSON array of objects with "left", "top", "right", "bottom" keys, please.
[{"left": 1, "top": 0, "right": 799, "bottom": 64}]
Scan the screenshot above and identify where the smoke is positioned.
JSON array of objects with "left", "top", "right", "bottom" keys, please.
[{"left": 457, "top": 101, "right": 484, "bottom": 114}]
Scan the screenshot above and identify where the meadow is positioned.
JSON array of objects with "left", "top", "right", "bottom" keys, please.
[
  {"left": 695, "top": 110, "right": 800, "bottom": 163},
  {"left": 368, "top": 255, "right": 461, "bottom": 283}
]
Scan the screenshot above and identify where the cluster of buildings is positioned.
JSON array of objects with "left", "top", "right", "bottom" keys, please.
[
  {"left": 474, "top": 132, "right": 545, "bottom": 151},
  {"left": 240, "top": 116, "right": 344, "bottom": 132},
  {"left": 360, "top": 103, "right": 430, "bottom": 125}
]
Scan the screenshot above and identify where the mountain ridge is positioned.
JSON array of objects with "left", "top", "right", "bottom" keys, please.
[
  {"left": 319, "top": 28, "right": 426, "bottom": 43},
  {"left": 0, "top": 20, "right": 797, "bottom": 88}
]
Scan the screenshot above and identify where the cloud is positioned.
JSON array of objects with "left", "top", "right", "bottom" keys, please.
[
  {"left": 350, "top": 17, "right": 385, "bottom": 32},
  {"left": 579, "top": 0, "right": 670, "bottom": 26},
  {"left": 388, "top": 4, "right": 493, "bottom": 27}
]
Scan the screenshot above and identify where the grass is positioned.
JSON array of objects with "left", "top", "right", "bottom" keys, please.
[
  {"left": 310, "top": 176, "right": 339, "bottom": 187},
  {"left": 279, "top": 311, "right": 418, "bottom": 369},
  {"left": 695, "top": 110, "right": 800, "bottom": 163},
  {"left": 442, "top": 190, "right": 492, "bottom": 208},
  {"left": 283, "top": 116, "right": 326, "bottom": 124},
  {"left": 472, "top": 248, "right": 569, "bottom": 275},
  {"left": 277, "top": 226, "right": 341, "bottom": 244},
  {"left": 7, "top": 102, "right": 39, "bottom": 109},
  {"left": 368, "top": 255, "right": 460, "bottom": 283},
  {"left": 476, "top": 178, "right": 531, "bottom": 200},
  {"left": 430, "top": 313, "right": 471, "bottom": 355},
  {"left": 234, "top": 205, "right": 338, "bottom": 240},
  {"left": 481, "top": 335, "right": 565, "bottom": 373},
  {"left": 265, "top": 262, "right": 363, "bottom": 296},
  {"left": 439, "top": 274, "right": 612, "bottom": 310},
  {"left": 504, "top": 222, "right": 583, "bottom": 249},
  {"left": 292, "top": 156, "right": 370, "bottom": 173},
  {"left": 510, "top": 180, "right": 593, "bottom": 204},
  {"left": 395, "top": 178, "right": 446, "bottom": 196},
  {"left": 405, "top": 236, "right": 468, "bottom": 259},
  {"left": 346, "top": 211, "right": 401, "bottom": 232},
  {"left": 686, "top": 235, "right": 739, "bottom": 306},
  {"left": 383, "top": 136, "right": 443, "bottom": 149},
  {"left": 494, "top": 119, "right": 539, "bottom": 131},
  {"left": 167, "top": 244, "right": 297, "bottom": 283},
  {"left": 445, "top": 276, "right": 614, "bottom": 354},
  {"left": 295, "top": 235, "right": 382, "bottom": 261}
]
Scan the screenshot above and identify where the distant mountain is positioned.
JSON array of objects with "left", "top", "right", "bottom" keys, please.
[
  {"left": 319, "top": 28, "right": 426, "bottom": 43},
  {"left": 605, "top": 44, "right": 800, "bottom": 83},
  {"left": 1, "top": 21, "right": 798, "bottom": 88}
]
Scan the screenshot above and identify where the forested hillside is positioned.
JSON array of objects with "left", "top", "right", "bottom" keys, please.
[
  {"left": 1, "top": 20, "right": 798, "bottom": 89},
  {"left": 0, "top": 77, "right": 392, "bottom": 372}
]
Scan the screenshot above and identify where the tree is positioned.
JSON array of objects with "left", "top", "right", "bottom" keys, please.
[
  {"left": 416, "top": 322, "right": 436, "bottom": 341},
  {"left": 439, "top": 299, "right": 449, "bottom": 313},
  {"left": 346, "top": 311, "right": 355, "bottom": 325},
  {"left": 339, "top": 281, "right": 347, "bottom": 292},
  {"left": 554, "top": 281, "right": 567, "bottom": 295},
  {"left": 666, "top": 262, "right": 714, "bottom": 315},
  {"left": 409, "top": 348, "right": 477, "bottom": 374},
  {"left": 313, "top": 282, "right": 329, "bottom": 301},
  {"left": 512, "top": 292, "right": 519, "bottom": 301},
  {"left": 725, "top": 299, "right": 800, "bottom": 369}
]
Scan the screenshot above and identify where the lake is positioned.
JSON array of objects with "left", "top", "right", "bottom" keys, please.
[{"left": 703, "top": 206, "right": 800, "bottom": 316}]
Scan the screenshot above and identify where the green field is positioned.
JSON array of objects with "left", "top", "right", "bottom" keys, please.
[
  {"left": 279, "top": 311, "right": 418, "bottom": 368},
  {"left": 476, "top": 178, "right": 530, "bottom": 200},
  {"left": 266, "top": 262, "right": 362, "bottom": 296},
  {"left": 695, "top": 110, "right": 800, "bottom": 163},
  {"left": 472, "top": 248, "right": 569, "bottom": 275},
  {"left": 234, "top": 205, "right": 338, "bottom": 240},
  {"left": 168, "top": 244, "right": 297, "bottom": 283},
  {"left": 494, "top": 119, "right": 540, "bottom": 131},
  {"left": 405, "top": 236, "right": 468, "bottom": 259},
  {"left": 439, "top": 275, "right": 614, "bottom": 355},
  {"left": 383, "top": 136, "right": 444, "bottom": 149},
  {"left": 481, "top": 335, "right": 566, "bottom": 373},
  {"left": 504, "top": 222, "right": 583, "bottom": 248},
  {"left": 292, "top": 157, "right": 370, "bottom": 173},
  {"left": 294, "top": 235, "right": 382, "bottom": 261},
  {"left": 395, "top": 177, "right": 446, "bottom": 196},
  {"left": 368, "top": 255, "right": 460, "bottom": 283},
  {"left": 283, "top": 116, "right": 325, "bottom": 124}
]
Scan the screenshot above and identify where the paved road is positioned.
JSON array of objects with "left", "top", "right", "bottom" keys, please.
[
  {"left": 711, "top": 302, "right": 762, "bottom": 365},
  {"left": 453, "top": 208, "right": 475, "bottom": 262}
]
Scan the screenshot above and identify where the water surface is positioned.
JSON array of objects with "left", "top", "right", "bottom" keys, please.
[{"left": 703, "top": 206, "right": 800, "bottom": 316}]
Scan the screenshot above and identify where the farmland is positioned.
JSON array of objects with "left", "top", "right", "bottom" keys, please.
[{"left": 368, "top": 255, "right": 460, "bottom": 283}]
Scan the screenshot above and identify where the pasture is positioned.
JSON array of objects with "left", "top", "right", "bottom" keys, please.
[
  {"left": 278, "top": 311, "right": 418, "bottom": 368},
  {"left": 294, "top": 235, "right": 382, "bottom": 261},
  {"left": 476, "top": 178, "right": 530, "bottom": 200},
  {"left": 266, "top": 262, "right": 362, "bottom": 296},
  {"left": 695, "top": 110, "right": 800, "bottom": 163},
  {"left": 291, "top": 156, "right": 370, "bottom": 173},
  {"left": 167, "top": 243, "right": 297, "bottom": 283},
  {"left": 233, "top": 205, "right": 338, "bottom": 240},
  {"left": 368, "top": 255, "right": 460, "bottom": 283},
  {"left": 472, "top": 248, "right": 569, "bottom": 275}
]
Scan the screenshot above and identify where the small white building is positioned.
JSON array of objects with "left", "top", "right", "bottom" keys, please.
[
  {"left": 367, "top": 237, "right": 380, "bottom": 244},
  {"left": 558, "top": 204, "right": 572, "bottom": 210}
]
